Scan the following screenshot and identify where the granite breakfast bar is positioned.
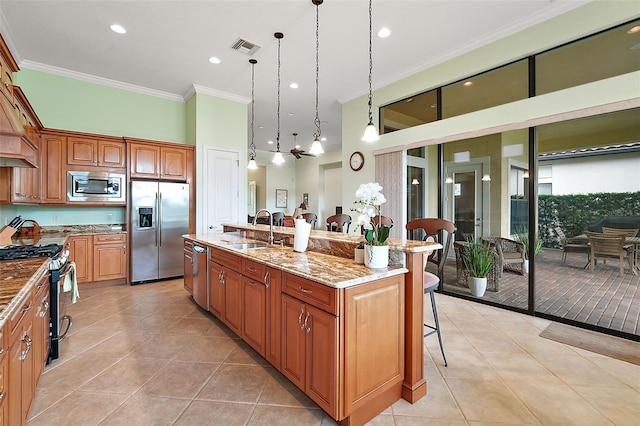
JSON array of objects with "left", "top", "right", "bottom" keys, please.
[{"left": 184, "top": 224, "right": 442, "bottom": 425}]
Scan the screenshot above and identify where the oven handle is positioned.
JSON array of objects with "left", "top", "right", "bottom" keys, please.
[
  {"left": 57, "top": 315, "right": 73, "bottom": 341},
  {"left": 59, "top": 261, "right": 74, "bottom": 278}
]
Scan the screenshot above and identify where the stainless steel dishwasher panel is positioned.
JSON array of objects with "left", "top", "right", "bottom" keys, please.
[{"left": 192, "top": 244, "right": 208, "bottom": 309}]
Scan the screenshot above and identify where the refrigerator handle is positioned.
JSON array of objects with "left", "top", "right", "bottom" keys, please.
[
  {"left": 155, "top": 192, "right": 159, "bottom": 247},
  {"left": 158, "top": 191, "right": 163, "bottom": 247}
]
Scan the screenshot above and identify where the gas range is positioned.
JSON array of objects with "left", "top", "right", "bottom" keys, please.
[{"left": 0, "top": 243, "right": 63, "bottom": 260}]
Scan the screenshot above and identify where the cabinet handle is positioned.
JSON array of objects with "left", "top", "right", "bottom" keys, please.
[
  {"left": 0, "top": 346, "right": 4, "bottom": 355},
  {"left": 247, "top": 267, "right": 257, "bottom": 273},
  {"left": 0, "top": 392, "right": 4, "bottom": 401},
  {"left": 298, "top": 308, "right": 305, "bottom": 329},
  {"left": 263, "top": 271, "right": 270, "bottom": 288},
  {"left": 304, "top": 312, "right": 311, "bottom": 333},
  {"left": 20, "top": 333, "right": 32, "bottom": 361},
  {"left": 298, "top": 286, "right": 312, "bottom": 294},
  {"left": 246, "top": 280, "right": 256, "bottom": 287},
  {"left": 40, "top": 300, "right": 50, "bottom": 317},
  {"left": 21, "top": 304, "right": 31, "bottom": 313}
]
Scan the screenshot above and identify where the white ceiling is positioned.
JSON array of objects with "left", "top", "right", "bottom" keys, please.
[{"left": 0, "top": 0, "right": 588, "bottom": 155}]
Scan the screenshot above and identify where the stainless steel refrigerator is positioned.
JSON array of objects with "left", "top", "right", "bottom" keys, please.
[{"left": 131, "top": 180, "right": 190, "bottom": 284}]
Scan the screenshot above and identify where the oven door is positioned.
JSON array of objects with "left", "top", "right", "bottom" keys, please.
[{"left": 49, "top": 261, "right": 74, "bottom": 361}]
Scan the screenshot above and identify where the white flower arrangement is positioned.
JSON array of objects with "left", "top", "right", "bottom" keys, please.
[{"left": 352, "top": 182, "right": 390, "bottom": 246}]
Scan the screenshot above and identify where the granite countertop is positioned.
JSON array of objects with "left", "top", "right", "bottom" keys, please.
[
  {"left": 185, "top": 228, "right": 442, "bottom": 289},
  {"left": 0, "top": 258, "right": 49, "bottom": 327}
]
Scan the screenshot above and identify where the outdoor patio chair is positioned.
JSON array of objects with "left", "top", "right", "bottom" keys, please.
[
  {"left": 554, "top": 227, "right": 590, "bottom": 264},
  {"left": 585, "top": 231, "right": 636, "bottom": 276},
  {"left": 482, "top": 236, "right": 526, "bottom": 275}
]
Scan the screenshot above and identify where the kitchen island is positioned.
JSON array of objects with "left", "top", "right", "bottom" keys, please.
[{"left": 184, "top": 225, "right": 441, "bottom": 425}]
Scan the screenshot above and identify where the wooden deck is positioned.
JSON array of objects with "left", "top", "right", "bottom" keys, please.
[{"left": 442, "top": 248, "right": 640, "bottom": 338}]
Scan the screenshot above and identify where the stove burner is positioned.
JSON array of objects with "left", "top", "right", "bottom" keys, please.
[{"left": 0, "top": 243, "right": 63, "bottom": 260}]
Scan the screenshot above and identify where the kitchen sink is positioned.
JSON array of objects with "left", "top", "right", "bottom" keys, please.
[{"left": 225, "top": 242, "right": 270, "bottom": 250}]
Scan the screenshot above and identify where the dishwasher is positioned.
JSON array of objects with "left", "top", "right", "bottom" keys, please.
[{"left": 192, "top": 244, "right": 208, "bottom": 309}]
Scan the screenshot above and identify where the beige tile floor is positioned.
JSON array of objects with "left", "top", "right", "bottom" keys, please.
[{"left": 28, "top": 279, "right": 640, "bottom": 425}]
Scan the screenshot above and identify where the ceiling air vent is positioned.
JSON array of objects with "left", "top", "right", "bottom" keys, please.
[{"left": 231, "top": 38, "right": 260, "bottom": 55}]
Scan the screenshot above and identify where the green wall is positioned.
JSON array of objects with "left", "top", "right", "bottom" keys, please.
[{"left": 15, "top": 69, "right": 188, "bottom": 144}]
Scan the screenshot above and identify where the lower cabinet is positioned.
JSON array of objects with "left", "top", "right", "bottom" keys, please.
[
  {"left": 193, "top": 243, "right": 405, "bottom": 424},
  {"left": 281, "top": 293, "right": 338, "bottom": 416},
  {"left": 0, "top": 324, "right": 7, "bottom": 424},
  {"left": 32, "top": 274, "right": 50, "bottom": 386},
  {"left": 68, "top": 233, "right": 127, "bottom": 283}
]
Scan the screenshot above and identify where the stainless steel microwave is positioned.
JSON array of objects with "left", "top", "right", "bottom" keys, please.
[{"left": 67, "top": 171, "right": 126, "bottom": 203}]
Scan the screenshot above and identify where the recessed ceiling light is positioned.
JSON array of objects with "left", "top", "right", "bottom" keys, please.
[
  {"left": 259, "top": 125, "right": 264, "bottom": 129},
  {"left": 627, "top": 25, "right": 640, "bottom": 34},
  {"left": 268, "top": 140, "right": 274, "bottom": 145},
  {"left": 208, "top": 57, "right": 221, "bottom": 64},
  {"left": 288, "top": 112, "right": 294, "bottom": 116},
  {"left": 463, "top": 81, "right": 473, "bottom": 87},
  {"left": 110, "top": 24, "right": 126, "bottom": 34},
  {"left": 321, "top": 137, "right": 327, "bottom": 142},
  {"left": 378, "top": 27, "right": 391, "bottom": 38},
  {"left": 289, "top": 83, "right": 299, "bottom": 89},
  {"left": 295, "top": 145, "right": 301, "bottom": 149}
]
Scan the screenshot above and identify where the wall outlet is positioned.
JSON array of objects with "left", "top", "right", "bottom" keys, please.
[
  {"left": 107, "top": 213, "right": 113, "bottom": 221},
  {"left": 53, "top": 215, "right": 59, "bottom": 222}
]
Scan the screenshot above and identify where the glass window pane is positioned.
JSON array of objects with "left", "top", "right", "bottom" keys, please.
[
  {"left": 536, "top": 19, "right": 640, "bottom": 95},
  {"left": 442, "top": 59, "right": 528, "bottom": 118},
  {"left": 380, "top": 89, "right": 437, "bottom": 135}
]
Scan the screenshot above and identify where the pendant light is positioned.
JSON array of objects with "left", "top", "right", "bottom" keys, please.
[
  {"left": 361, "top": 0, "right": 379, "bottom": 142},
  {"left": 309, "top": 0, "right": 324, "bottom": 156},
  {"left": 247, "top": 58, "right": 258, "bottom": 170},
  {"left": 272, "top": 32, "right": 286, "bottom": 165}
]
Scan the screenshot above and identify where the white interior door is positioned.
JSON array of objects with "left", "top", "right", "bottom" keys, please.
[{"left": 204, "top": 148, "right": 240, "bottom": 238}]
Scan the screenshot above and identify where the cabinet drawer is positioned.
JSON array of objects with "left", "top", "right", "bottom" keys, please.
[
  {"left": 282, "top": 272, "right": 339, "bottom": 315},
  {"left": 93, "top": 233, "right": 126, "bottom": 244},
  {"left": 209, "top": 248, "right": 241, "bottom": 273},
  {"left": 184, "top": 240, "right": 194, "bottom": 252},
  {"left": 7, "top": 287, "right": 33, "bottom": 339},
  {"left": 242, "top": 258, "right": 266, "bottom": 282}
]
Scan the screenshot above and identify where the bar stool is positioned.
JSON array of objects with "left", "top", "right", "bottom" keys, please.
[{"left": 406, "top": 218, "right": 457, "bottom": 367}]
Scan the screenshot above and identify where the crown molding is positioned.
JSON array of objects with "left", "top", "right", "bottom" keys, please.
[
  {"left": 185, "top": 84, "right": 251, "bottom": 104},
  {"left": 20, "top": 60, "right": 184, "bottom": 102}
]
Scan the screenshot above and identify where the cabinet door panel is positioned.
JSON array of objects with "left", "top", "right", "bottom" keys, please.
[
  {"left": 67, "top": 137, "right": 97, "bottom": 166},
  {"left": 68, "top": 236, "right": 92, "bottom": 283},
  {"left": 93, "top": 244, "right": 127, "bottom": 281},
  {"left": 98, "top": 140, "right": 125, "bottom": 168},
  {"left": 265, "top": 267, "right": 281, "bottom": 369},
  {"left": 305, "top": 304, "right": 338, "bottom": 416},
  {"left": 208, "top": 261, "right": 224, "bottom": 318},
  {"left": 223, "top": 269, "right": 242, "bottom": 335},
  {"left": 242, "top": 277, "right": 266, "bottom": 356},
  {"left": 130, "top": 143, "right": 160, "bottom": 178},
  {"left": 280, "top": 294, "right": 305, "bottom": 391},
  {"left": 161, "top": 147, "right": 187, "bottom": 180},
  {"left": 41, "top": 134, "right": 66, "bottom": 203}
]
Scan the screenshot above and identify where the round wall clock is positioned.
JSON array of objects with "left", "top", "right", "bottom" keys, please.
[{"left": 349, "top": 151, "right": 364, "bottom": 171}]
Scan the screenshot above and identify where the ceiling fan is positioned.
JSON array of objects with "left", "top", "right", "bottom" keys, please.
[{"left": 271, "top": 133, "right": 316, "bottom": 159}]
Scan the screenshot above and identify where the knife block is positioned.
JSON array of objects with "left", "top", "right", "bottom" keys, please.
[{"left": 0, "top": 226, "right": 18, "bottom": 245}]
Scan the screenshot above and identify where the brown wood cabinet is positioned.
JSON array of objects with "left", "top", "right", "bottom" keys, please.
[
  {"left": 40, "top": 132, "right": 67, "bottom": 204},
  {"left": 0, "top": 34, "right": 17, "bottom": 105},
  {"left": 67, "top": 137, "right": 125, "bottom": 169},
  {"left": 241, "top": 274, "right": 267, "bottom": 356},
  {"left": 8, "top": 284, "right": 35, "bottom": 426},
  {"left": 92, "top": 233, "right": 127, "bottom": 282},
  {"left": 0, "top": 323, "right": 7, "bottom": 425},
  {"left": 264, "top": 266, "right": 281, "bottom": 369},
  {"left": 67, "top": 235, "right": 92, "bottom": 284},
  {"left": 32, "top": 274, "right": 50, "bottom": 386},
  {"left": 67, "top": 233, "right": 127, "bottom": 284},
  {"left": 129, "top": 141, "right": 191, "bottom": 181},
  {"left": 207, "top": 258, "right": 242, "bottom": 335}
]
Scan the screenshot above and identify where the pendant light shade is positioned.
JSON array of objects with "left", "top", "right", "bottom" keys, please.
[
  {"left": 362, "top": 0, "right": 379, "bottom": 142},
  {"left": 247, "top": 58, "right": 258, "bottom": 170},
  {"left": 310, "top": 0, "right": 324, "bottom": 155},
  {"left": 272, "top": 32, "right": 285, "bottom": 165}
]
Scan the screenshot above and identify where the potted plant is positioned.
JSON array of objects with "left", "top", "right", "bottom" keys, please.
[
  {"left": 352, "top": 182, "right": 390, "bottom": 268},
  {"left": 461, "top": 238, "right": 495, "bottom": 297},
  {"left": 514, "top": 232, "right": 543, "bottom": 273}
]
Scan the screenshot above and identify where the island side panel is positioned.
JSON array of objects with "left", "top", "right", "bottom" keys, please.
[{"left": 402, "top": 250, "right": 427, "bottom": 403}]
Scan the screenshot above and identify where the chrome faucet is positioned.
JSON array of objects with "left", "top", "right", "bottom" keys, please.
[{"left": 253, "top": 209, "right": 275, "bottom": 245}]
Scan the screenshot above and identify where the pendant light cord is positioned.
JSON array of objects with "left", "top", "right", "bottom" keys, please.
[
  {"left": 249, "top": 59, "right": 257, "bottom": 160},
  {"left": 313, "top": 1, "right": 321, "bottom": 141},
  {"left": 276, "top": 33, "right": 282, "bottom": 153},
  {"left": 367, "top": 0, "right": 373, "bottom": 124}
]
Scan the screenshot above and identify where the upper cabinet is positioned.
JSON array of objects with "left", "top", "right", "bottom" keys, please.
[
  {"left": 128, "top": 140, "right": 193, "bottom": 182},
  {"left": 67, "top": 137, "right": 125, "bottom": 169}
]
